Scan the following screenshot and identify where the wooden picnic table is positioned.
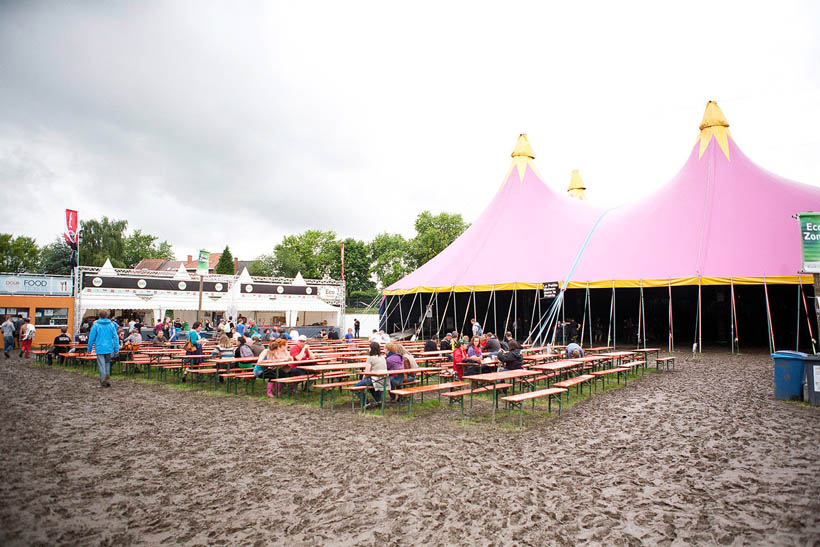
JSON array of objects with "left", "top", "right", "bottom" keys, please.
[
  {"left": 530, "top": 359, "right": 583, "bottom": 385},
  {"left": 584, "top": 346, "right": 613, "bottom": 353},
  {"left": 596, "top": 351, "right": 636, "bottom": 368},
  {"left": 462, "top": 369, "right": 542, "bottom": 421},
  {"left": 631, "top": 348, "right": 661, "bottom": 366}
]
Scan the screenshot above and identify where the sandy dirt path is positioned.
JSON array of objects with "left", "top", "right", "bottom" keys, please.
[{"left": 1, "top": 352, "right": 818, "bottom": 546}]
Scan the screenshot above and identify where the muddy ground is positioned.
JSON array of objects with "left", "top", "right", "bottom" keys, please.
[{"left": 0, "top": 351, "right": 818, "bottom": 546}]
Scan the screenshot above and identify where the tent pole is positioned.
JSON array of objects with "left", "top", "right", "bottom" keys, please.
[
  {"left": 397, "top": 295, "right": 405, "bottom": 335},
  {"left": 580, "top": 283, "right": 589, "bottom": 347},
  {"left": 730, "top": 279, "right": 735, "bottom": 354},
  {"left": 526, "top": 287, "right": 539, "bottom": 344},
  {"left": 587, "top": 282, "right": 593, "bottom": 345},
  {"left": 641, "top": 284, "right": 647, "bottom": 350},
  {"left": 668, "top": 280, "right": 674, "bottom": 353},
  {"left": 607, "top": 282, "right": 614, "bottom": 349},
  {"left": 461, "top": 286, "right": 474, "bottom": 335},
  {"left": 731, "top": 278, "right": 739, "bottom": 354},
  {"left": 514, "top": 287, "right": 518, "bottom": 340},
  {"left": 538, "top": 286, "right": 543, "bottom": 344},
  {"left": 493, "top": 286, "right": 498, "bottom": 335},
  {"left": 482, "top": 287, "right": 494, "bottom": 335},
  {"left": 504, "top": 288, "right": 514, "bottom": 340},
  {"left": 401, "top": 291, "right": 419, "bottom": 334},
  {"left": 436, "top": 289, "right": 453, "bottom": 339},
  {"left": 452, "top": 287, "right": 458, "bottom": 336},
  {"left": 473, "top": 290, "right": 478, "bottom": 328},
  {"left": 764, "top": 276, "right": 775, "bottom": 354},
  {"left": 697, "top": 276, "right": 702, "bottom": 354},
  {"left": 612, "top": 281, "right": 617, "bottom": 349},
  {"left": 381, "top": 295, "right": 394, "bottom": 331},
  {"left": 560, "top": 290, "right": 565, "bottom": 345},
  {"left": 637, "top": 281, "right": 643, "bottom": 349},
  {"left": 434, "top": 291, "right": 440, "bottom": 337},
  {"left": 799, "top": 276, "right": 817, "bottom": 354},
  {"left": 796, "top": 283, "right": 801, "bottom": 351}
]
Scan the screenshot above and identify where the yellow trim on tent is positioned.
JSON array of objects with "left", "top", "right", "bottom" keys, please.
[
  {"left": 697, "top": 100, "right": 733, "bottom": 161},
  {"left": 381, "top": 275, "right": 813, "bottom": 295}
]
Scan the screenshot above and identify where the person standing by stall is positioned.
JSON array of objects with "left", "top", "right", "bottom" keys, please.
[{"left": 88, "top": 310, "right": 119, "bottom": 388}]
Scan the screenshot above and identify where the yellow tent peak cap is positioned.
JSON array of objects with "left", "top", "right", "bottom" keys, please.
[
  {"left": 511, "top": 133, "right": 535, "bottom": 159},
  {"left": 699, "top": 100, "right": 730, "bottom": 131},
  {"left": 567, "top": 169, "right": 587, "bottom": 200},
  {"left": 697, "top": 101, "right": 733, "bottom": 160},
  {"left": 568, "top": 169, "right": 585, "bottom": 190}
]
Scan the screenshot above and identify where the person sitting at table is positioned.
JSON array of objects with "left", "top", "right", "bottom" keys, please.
[
  {"left": 234, "top": 336, "right": 254, "bottom": 359},
  {"left": 249, "top": 334, "right": 265, "bottom": 357},
  {"left": 123, "top": 328, "right": 143, "bottom": 351},
  {"left": 384, "top": 342, "right": 404, "bottom": 400},
  {"left": 424, "top": 336, "right": 438, "bottom": 352},
  {"left": 327, "top": 328, "right": 339, "bottom": 340},
  {"left": 379, "top": 330, "right": 391, "bottom": 343},
  {"left": 286, "top": 335, "right": 314, "bottom": 379},
  {"left": 181, "top": 321, "right": 203, "bottom": 382},
  {"left": 395, "top": 343, "right": 417, "bottom": 383},
  {"left": 229, "top": 326, "right": 240, "bottom": 341},
  {"left": 369, "top": 329, "right": 380, "bottom": 342},
  {"left": 465, "top": 336, "right": 485, "bottom": 375},
  {"left": 498, "top": 340, "right": 524, "bottom": 371},
  {"left": 255, "top": 338, "right": 293, "bottom": 397},
  {"left": 152, "top": 331, "right": 168, "bottom": 347},
  {"left": 482, "top": 333, "right": 501, "bottom": 357},
  {"left": 452, "top": 339, "right": 474, "bottom": 380},
  {"left": 352, "top": 341, "right": 388, "bottom": 408},
  {"left": 565, "top": 342, "right": 584, "bottom": 359},
  {"left": 344, "top": 328, "right": 354, "bottom": 344},
  {"left": 47, "top": 327, "right": 72, "bottom": 365},
  {"left": 440, "top": 334, "right": 452, "bottom": 351}
]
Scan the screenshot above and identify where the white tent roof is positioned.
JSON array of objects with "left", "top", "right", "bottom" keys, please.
[
  {"left": 292, "top": 272, "right": 306, "bottom": 286},
  {"left": 173, "top": 265, "right": 192, "bottom": 280},
  {"left": 99, "top": 258, "right": 117, "bottom": 276}
]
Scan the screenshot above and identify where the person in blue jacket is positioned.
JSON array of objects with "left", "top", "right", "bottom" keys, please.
[{"left": 88, "top": 309, "right": 120, "bottom": 388}]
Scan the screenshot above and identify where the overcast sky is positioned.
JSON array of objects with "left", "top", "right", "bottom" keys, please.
[{"left": 1, "top": 1, "right": 818, "bottom": 261}]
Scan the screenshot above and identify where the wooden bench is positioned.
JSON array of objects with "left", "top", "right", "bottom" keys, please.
[
  {"left": 619, "top": 360, "right": 646, "bottom": 374},
  {"left": 314, "top": 380, "right": 361, "bottom": 408},
  {"left": 590, "top": 367, "right": 630, "bottom": 390},
  {"left": 656, "top": 356, "right": 675, "bottom": 370},
  {"left": 500, "top": 387, "right": 568, "bottom": 426},
  {"left": 441, "top": 383, "right": 513, "bottom": 416},
  {"left": 390, "top": 381, "right": 469, "bottom": 415},
  {"left": 552, "top": 374, "right": 596, "bottom": 401}
]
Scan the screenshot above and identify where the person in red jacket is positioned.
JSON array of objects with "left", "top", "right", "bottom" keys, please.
[
  {"left": 287, "top": 335, "right": 313, "bottom": 377},
  {"left": 453, "top": 338, "right": 479, "bottom": 380}
]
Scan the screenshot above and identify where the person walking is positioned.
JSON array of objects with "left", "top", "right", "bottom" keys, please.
[
  {"left": 1, "top": 315, "right": 14, "bottom": 358},
  {"left": 88, "top": 310, "right": 120, "bottom": 388},
  {"left": 19, "top": 318, "right": 36, "bottom": 358}
]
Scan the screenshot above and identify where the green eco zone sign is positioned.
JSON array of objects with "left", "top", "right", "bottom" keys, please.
[{"left": 799, "top": 212, "right": 820, "bottom": 273}]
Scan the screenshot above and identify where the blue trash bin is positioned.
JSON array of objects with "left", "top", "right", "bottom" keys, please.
[{"left": 771, "top": 351, "right": 807, "bottom": 401}]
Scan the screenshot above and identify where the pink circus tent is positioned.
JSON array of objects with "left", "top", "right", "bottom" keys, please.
[{"left": 384, "top": 102, "right": 819, "bottom": 295}]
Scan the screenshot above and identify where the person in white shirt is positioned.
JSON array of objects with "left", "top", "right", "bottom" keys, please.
[
  {"left": 289, "top": 328, "right": 299, "bottom": 340},
  {"left": 379, "top": 329, "right": 391, "bottom": 343},
  {"left": 19, "top": 318, "right": 36, "bottom": 358},
  {"left": 369, "top": 329, "right": 380, "bottom": 342},
  {"left": 471, "top": 318, "right": 482, "bottom": 337}
]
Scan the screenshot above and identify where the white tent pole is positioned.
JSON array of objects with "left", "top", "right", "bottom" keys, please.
[
  {"left": 729, "top": 278, "right": 735, "bottom": 353},
  {"left": 580, "top": 283, "right": 589, "bottom": 347},
  {"left": 642, "top": 284, "right": 647, "bottom": 350},
  {"left": 698, "top": 276, "right": 703, "bottom": 353},
  {"left": 587, "top": 282, "right": 593, "bottom": 345},
  {"left": 763, "top": 276, "right": 775, "bottom": 354},
  {"left": 526, "top": 288, "right": 539, "bottom": 344},
  {"left": 460, "top": 286, "right": 474, "bottom": 335},
  {"left": 452, "top": 287, "right": 458, "bottom": 336},
  {"left": 493, "top": 286, "right": 498, "bottom": 335},
  {"left": 504, "top": 288, "right": 514, "bottom": 340},
  {"left": 397, "top": 295, "right": 404, "bottom": 334},
  {"left": 482, "top": 287, "right": 494, "bottom": 335},
  {"left": 607, "top": 283, "right": 614, "bottom": 348},
  {"left": 400, "top": 291, "right": 419, "bottom": 334},
  {"left": 435, "top": 289, "right": 453, "bottom": 339},
  {"left": 668, "top": 280, "right": 674, "bottom": 353},
  {"left": 637, "top": 281, "right": 643, "bottom": 349},
  {"left": 796, "top": 282, "right": 801, "bottom": 351},
  {"left": 559, "top": 290, "right": 564, "bottom": 345},
  {"left": 434, "top": 291, "right": 440, "bottom": 336},
  {"left": 514, "top": 287, "right": 519, "bottom": 340},
  {"left": 417, "top": 291, "right": 425, "bottom": 338}
]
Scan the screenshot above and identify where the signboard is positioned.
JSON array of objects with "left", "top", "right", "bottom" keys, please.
[
  {"left": 798, "top": 212, "right": 820, "bottom": 273},
  {"left": 197, "top": 250, "right": 210, "bottom": 276},
  {"left": 815, "top": 365, "right": 820, "bottom": 393},
  {"left": 0, "top": 275, "right": 72, "bottom": 296},
  {"left": 542, "top": 281, "right": 560, "bottom": 299}
]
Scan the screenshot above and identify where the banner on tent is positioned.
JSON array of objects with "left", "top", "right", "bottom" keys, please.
[
  {"left": 799, "top": 213, "right": 820, "bottom": 273},
  {"left": 542, "top": 282, "right": 560, "bottom": 299}
]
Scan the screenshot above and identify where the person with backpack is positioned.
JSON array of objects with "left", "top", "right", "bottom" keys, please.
[
  {"left": 471, "top": 318, "right": 483, "bottom": 338},
  {"left": 88, "top": 310, "right": 120, "bottom": 388},
  {"left": 19, "top": 318, "right": 36, "bottom": 358}
]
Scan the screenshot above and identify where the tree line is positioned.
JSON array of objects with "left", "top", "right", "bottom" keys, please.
[{"left": 0, "top": 211, "right": 469, "bottom": 301}]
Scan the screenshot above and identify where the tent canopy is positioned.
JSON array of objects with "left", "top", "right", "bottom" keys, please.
[{"left": 384, "top": 103, "right": 820, "bottom": 295}]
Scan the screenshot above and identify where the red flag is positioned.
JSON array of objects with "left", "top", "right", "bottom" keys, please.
[
  {"left": 64, "top": 209, "right": 78, "bottom": 248},
  {"left": 340, "top": 243, "right": 345, "bottom": 280}
]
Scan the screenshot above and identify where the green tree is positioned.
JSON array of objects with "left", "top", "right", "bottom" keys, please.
[
  {"left": 38, "top": 238, "right": 73, "bottom": 275},
  {"left": 122, "top": 229, "right": 174, "bottom": 268},
  {"left": 0, "top": 234, "right": 40, "bottom": 272},
  {"left": 215, "top": 246, "right": 235, "bottom": 274},
  {"left": 79, "top": 217, "right": 128, "bottom": 267},
  {"left": 246, "top": 259, "right": 273, "bottom": 277},
  {"left": 408, "top": 211, "right": 469, "bottom": 268},
  {"left": 270, "top": 230, "right": 339, "bottom": 278},
  {"left": 369, "top": 232, "right": 411, "bottom": 288}
]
